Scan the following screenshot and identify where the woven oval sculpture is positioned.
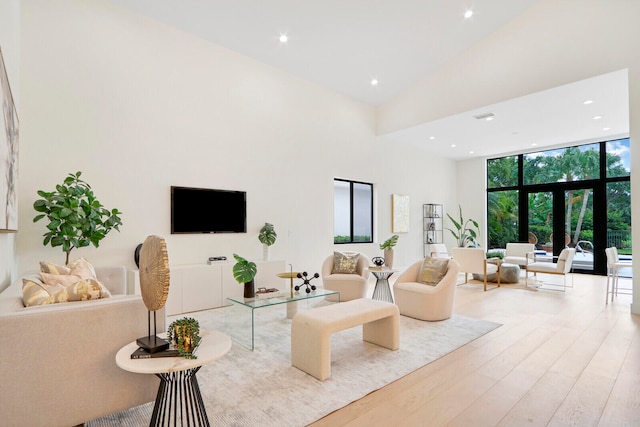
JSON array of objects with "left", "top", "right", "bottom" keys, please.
[{"left": 139, "top": 235, "right": 170, "bottom": 312}]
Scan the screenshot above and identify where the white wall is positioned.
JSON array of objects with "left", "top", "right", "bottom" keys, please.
[
  {"left": 378, "top": 0, "right": 640, "bottom": 313},
  {"left": 0, "top": 0, "right": 20, "bottom": 292},
  {"left": 16, "top": 0, "right": 456, "bottom": 278}
]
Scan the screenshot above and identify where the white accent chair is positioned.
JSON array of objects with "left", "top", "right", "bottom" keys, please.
[
  {"left": 451, "top": 247, "right": 500, "bottom": 291},
  {"left": 605, "top": 247, "right": 633, "bottom": 303},
  {"left": 393, "top": 259, "right": 460, "bottom": 321},
  {"left": 427, "top": 243, "right": 450, "bottom": 259},
  {"left": 321, "top": 253, "right": 370, "bottom": 301},
  {"left": 504, "top": 243, "right": 536, "bottom": 268},
  {"left": 526, "top": 248, "right": 576, "bottom": 291}
]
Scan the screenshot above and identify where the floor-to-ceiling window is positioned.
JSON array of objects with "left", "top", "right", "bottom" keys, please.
[{"left": 487, "top": 138, "right": 631, "bottom": 275}]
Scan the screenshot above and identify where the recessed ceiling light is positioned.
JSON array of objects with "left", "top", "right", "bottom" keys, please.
[
  {"left": 451, "top": 144, "right": 456, "bottom": 148},
  {"left": 469, "top": 150, "right": 474, "bottom": 154},
  {"left": 464, "top": 9, "right": 474, "bottom": 19},
  {"left": 279, "top": 33, "right": 288, "bottom": 43},
  {"left": 593, "top": 115, "right": 603, "bottom": 120},
  {"left": 429, "top": 136, "right": 435, "bottom": 140},
  {"left": 603, "top": 127, "right": 611, "bottom": 131},
  {"left": 531, "top": 143, "right": 538, "bottom": 146},
  {"left": 485, "top": 117, "right": 494, "bottom": 121},
  {"left": 370, "top": 78, "right": 378, "bottom": 86},
  {"left": 583, "top": 100, "right": 594, "bottom": 105}
]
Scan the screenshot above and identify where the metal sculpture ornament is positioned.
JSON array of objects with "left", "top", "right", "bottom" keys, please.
[{"left": 295, "top": 271, "right": 319, "bottom": 293}]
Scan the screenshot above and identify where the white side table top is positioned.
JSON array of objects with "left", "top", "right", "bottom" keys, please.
[{"left": 116, "top": 330, "right": 232, "bottom": 374}]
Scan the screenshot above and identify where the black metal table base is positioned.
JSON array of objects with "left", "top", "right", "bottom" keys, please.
[
  {"left": 151, "top": 367, "right": 209, "bottom": 427},
  {"left": 371, "top": 272, "right": 395, "bottom": 303}
]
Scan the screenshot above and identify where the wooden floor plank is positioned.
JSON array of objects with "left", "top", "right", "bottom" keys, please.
[{"left": 308, "top": 273, "right": 640, "bottom": 427}]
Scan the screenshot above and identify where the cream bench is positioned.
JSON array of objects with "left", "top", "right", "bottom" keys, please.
[{"left": 291, "top": 298, "right": 399, "bottom": 380}]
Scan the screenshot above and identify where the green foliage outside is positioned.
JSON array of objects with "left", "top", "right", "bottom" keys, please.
[
  {"left": 334, "top": 235, "right": 371, "bottom": 243},
  {"left": 487, "top": 143, "right": 631, "bottom": 252}
]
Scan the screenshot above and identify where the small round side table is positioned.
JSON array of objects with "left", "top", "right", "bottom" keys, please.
[
  {"left": 368, "top": 268, "right": 397, "bottom": 303},
  {"left": 116, "top": 330, "right": 231, "bottom": 427}
]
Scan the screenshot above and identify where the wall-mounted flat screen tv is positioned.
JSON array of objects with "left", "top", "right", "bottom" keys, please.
[{"left": 171, "top": 186, "right": 246, "bottom": 234}]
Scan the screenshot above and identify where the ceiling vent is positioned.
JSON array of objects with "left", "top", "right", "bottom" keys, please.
[{"left": 474, "top": 112, "right": 495, "bottom": 120}]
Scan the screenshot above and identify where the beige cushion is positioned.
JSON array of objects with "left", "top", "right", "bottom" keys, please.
[
  {"left": 332, "top": 251, "right": 360, "bottom": 274},
  {"left": 418, "top": 257, "right": 449, "bottom": 285},
  {"left": 23, "top": 258, "right": 111, "bottom": 307}
]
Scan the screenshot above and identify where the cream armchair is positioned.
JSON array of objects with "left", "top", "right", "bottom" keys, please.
[
  {"left": 504, "top": 243, "right": 536, "bottom": 267},
  {"left": 526, "top": 248, "right": 575, "bottom": 291},
  {"left": 393, "top": 259, "right": 460, "bottom": 321},
  {"left": 321, "top": 253, "right": 370, "bottom": 301},
  {"left": 451, "top": 247, "right": 500, "bottom": 291}
]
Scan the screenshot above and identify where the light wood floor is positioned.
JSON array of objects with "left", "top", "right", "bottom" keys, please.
[{"left": 309, "top": 273, "right": 639, "bottom": 427}]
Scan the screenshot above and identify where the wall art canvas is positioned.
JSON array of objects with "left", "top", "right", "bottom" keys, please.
[
  {"left": 0, "top": 46, "right": 19, "bottom": 232},
  {"left": 392, "top": 194, "right": 410, "bottom": 233}
]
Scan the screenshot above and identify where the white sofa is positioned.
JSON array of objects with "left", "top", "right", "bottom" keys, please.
[{"left": 0, "top": 266, "right": 163, "bottom": 427}]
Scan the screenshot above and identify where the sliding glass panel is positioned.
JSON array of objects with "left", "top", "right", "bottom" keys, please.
[
  {"left": 488, "top": 190, "right": 518, "bottom": 249},
  {"left": 352, "top": 182, "right": 373, "bottom": 242},
  {"left": 528, "top": 192, "right": 553, "bottom": 253},
  {"left": 566, "top": 188, "right": 594, "bottom": 271},
  {"left": 333, "top": 180, "right": 351, "bottom": 243},
  {"left": 607, "top": 181, "right": 632, "bottom": 276}
]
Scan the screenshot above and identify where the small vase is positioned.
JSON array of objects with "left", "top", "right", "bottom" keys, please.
[
  {"left": 263, "top": 244, "right": 270, "bottom": 261},
  {"left": 244, "top": 280, "right": 255, "bottom": 298},
  {"left": 384, "top": 249, "right": 394, "bottom": 268}
]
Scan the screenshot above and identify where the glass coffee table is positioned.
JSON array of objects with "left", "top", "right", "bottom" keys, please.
[{"left": 225, "top": 288, "right": 339, "bottom": 350}]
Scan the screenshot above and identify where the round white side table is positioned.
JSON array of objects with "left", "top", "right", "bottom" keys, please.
[{"left": 116, "top": 330, "right": 231, "bottom": 426}]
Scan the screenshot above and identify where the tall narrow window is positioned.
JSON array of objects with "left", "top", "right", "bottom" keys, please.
[{"left": 334, "top": 179, "right": 373, "bottom": 244}]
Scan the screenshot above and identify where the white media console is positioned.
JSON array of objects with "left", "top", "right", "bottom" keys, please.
[{"left": 129, "top": 260, "right": 286, "bottom": 316}]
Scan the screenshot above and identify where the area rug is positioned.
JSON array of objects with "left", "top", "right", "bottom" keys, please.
[{"left": 89, "top": 302, "right": 500, "bottom": 427}]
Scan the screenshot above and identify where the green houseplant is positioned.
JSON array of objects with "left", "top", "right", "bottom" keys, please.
[
  {"left": 258, "top": 222, "right": 277, "bottom": 261},
  {"left": 446, "top": 205, "right": 479, "bottom": 247},
  {"left": 380, "top": 234, "right": 399, "bottom": 268},
  {"left": 33, "top": 171, "right": 123, "bottom": 264},
  {"left": 167, "top": 317, "right": 201, "bottom": 359},
  {"left": 232, "top": 253, "right": 258, "bottom": 298}
]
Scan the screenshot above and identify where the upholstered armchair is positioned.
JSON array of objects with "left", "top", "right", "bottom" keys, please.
[
  {"left": 426, "top": 243, "right": 450, "bottom": 259},
  {"left": 321, "top": 253, "right": 370, "bottom": 302},
  {"left": 394, "top": 258, "right": 460, "bottom": 321},
  {"left": 526, "top": 248, "right": 575, "bottom": 291},
  {"left": 504, "top": 243, "right": 536, "bottom": 267},
  {"left": 451, "top": 247, "right": 500, "bottom": 291}
]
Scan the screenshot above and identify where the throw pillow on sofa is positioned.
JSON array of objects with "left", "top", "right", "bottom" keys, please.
[
  {"left": 418, "top": 257, "right": 449, "bottom": 286},
  {"left": 22, "top": 257, "right": 110, "bottom": 307},
  {"left": 332, "top": 251, "right": 360, "bottom": 274}
]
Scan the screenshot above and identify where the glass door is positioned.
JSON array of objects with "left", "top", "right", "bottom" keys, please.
[
  {"left": 565, "top": 188, "right": 594, "bottom": 272},
  {"left": 528, "top": 191, "right": 553, "bottom": 255}
]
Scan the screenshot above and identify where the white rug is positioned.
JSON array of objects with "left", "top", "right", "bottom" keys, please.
[{"left": 89, "top": 302, "right": 500, "bottom": 427}]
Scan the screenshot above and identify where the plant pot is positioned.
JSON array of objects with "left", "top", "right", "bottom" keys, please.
[
  {"left": 173, "top": 326, "right": 194, "bottom": 353},
  {"left": 384, "top": 249, "right": 394, "bottom": 268},
  {"left": 244, "top": 280, "right": 255, "bottom": 298}
]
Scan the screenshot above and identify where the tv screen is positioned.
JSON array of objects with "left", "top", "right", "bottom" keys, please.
[{"left": 171, "top": 186, "right": 246, "bottom": 234}]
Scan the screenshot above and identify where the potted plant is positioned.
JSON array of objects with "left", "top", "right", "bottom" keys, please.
[
  {"left": 232, "top": 253, "right": 258, "bottom": 298},
  {"left": 380, "top": 234, "right": 399, "bottom": 268},
  {"left": 167, "top": 317, "right": 201, "bottom": 359},
  {"left": 446, "top": 205, "right": 479, "bottom": 247},
  {"left": 258, "top": 222, "right": 277, "bottom": 261},
  {"left": 33, "top": 171, "right": 123, "bottom": 264}
]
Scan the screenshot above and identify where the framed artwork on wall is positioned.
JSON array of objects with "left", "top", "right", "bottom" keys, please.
[
  {"left": 0, "top": 46, "right": 19, "bottom": 232},
  {"left": 392, "top": 194, "right": 410, "bottom": 233}
]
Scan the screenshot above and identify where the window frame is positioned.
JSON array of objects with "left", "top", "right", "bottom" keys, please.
[{"left": 333, "top": 178, "right": 374, "bottom": 244}]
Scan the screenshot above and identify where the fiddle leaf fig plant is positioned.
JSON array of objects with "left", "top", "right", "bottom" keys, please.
[
  {"left": 258, "top": 222, "right": 277, "bottom": 246},
  {"left": 33, "top": 171, "right": 123, "bottom": 264}
]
